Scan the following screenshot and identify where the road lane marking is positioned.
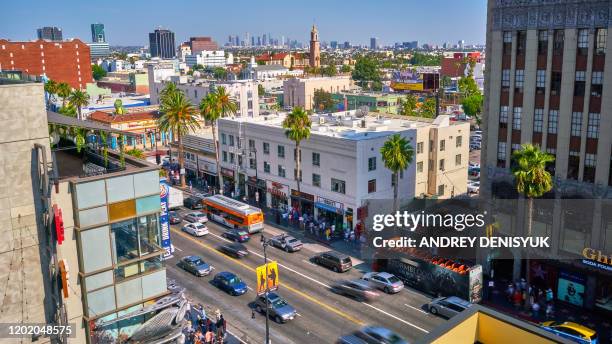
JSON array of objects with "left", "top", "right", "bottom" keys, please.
[
  {"left": 301, "top": 259, "right": 318, "bottom": 267},
  {"left": 362, "top": 302, "right": 429, "bottom": 333},
  {"left": 226, "top": 329, "right": 249, "bottom": 344},
  {"left": 404, "top": 303, "right": 429, "bottom": 315},
  {"left": 171, "top": 227, "right": 365, "bottom": 326},
  {"left": 174, "top": 246, "right": 183, "bottom": 252}
]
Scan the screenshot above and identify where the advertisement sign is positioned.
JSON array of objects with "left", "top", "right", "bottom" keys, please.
[
  {"left": 557, "top": 270, "right": 585, "bottom": 306},
  {"left": 256, "top": 261, "right": 279, "bottom": 295},
  {"left": 159, "top": 179, "right": 174, "bottom": 259}
]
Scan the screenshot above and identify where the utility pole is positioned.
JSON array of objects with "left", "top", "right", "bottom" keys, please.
[{"left": 261, "top": 235, "right": 271, "bottom": 344}]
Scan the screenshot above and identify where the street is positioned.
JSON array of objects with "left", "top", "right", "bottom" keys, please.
[{"left": 166, "top": 205, "right": 445, "bottom": 344}]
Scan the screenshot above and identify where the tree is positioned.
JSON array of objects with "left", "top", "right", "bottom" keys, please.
[
  {"left": 461, "top": 93, "right": 483, "bottom": 125},
  {"left": 44, "top": 79, "right": 58, "bottom": 108},
  {"left": 160, "top": 82, "right": 178, "bottom": 100},
  {"left": 321, "top": 65, "right": 337, "bottom": 77},
  {"left": 352, "top": 56, "right": 380, "bottom": 89},
  {"left": 258, "top": 84, "right": 265, "bottom": 97},
  {"left": 398, "top": 94, "right": 418, "bottom": 116},
  {"left": 458, "top": 59, "right": 479, "bottom": 97},
  {"left": 511, "top": 144, "right": 555, "bottom": 287},
  {"left": 192, "top": 64, "right": 205, "bottom": 71},
  {"left": 57, "top": 82, "right": 71, "bottom": 108},
  {"left": 313, "top": 89, "right": 336, "bottom": 112},
  {"left": 157, "top": 90, "right": 200, "bottom": 187},
  {"left": 68, "top": 89, "right": 89, "bottom": 120},
  {"left": 340, "top": 65, "right": 352, "bottom": 73},
  {"left": 380, "top": 134, "right": 414, "bottom": 213},
  {"left": 409, "top": 52, "right": 442, "bottom": 66},
  {"left": 213, "top": 67, "right": 228, "bottom": 80},
  {"left": 58, "top": 104, "right": 77, "bottom": 117},
  {"left": 125, "top": 148, "right": 145, "bottom": 159},
  {"left": 419, "top": 97, "right": 437, "bottom": 118},
  {"left": 282, "top": 107, "right": 312, "bottom": 214},
  {"left": 441, "top": 75, "right": 452, "bottom": 88},
  {"left": 92, "top": 64, "right": 107, "bottom": 81}
]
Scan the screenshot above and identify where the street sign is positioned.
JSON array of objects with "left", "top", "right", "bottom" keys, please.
[{"left": 256, "top": 261, "right": 279, "bottom": 295}]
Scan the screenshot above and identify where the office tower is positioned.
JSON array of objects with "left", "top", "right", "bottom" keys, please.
[
  {"left": 37, "top": 26, "right": 63, "bottom": 41},
  {"left": 330, "top": 41, "right": 338, "bottom": 49},
  {"left": 262, "top": 34, "right": 268, "bottom": 46},
  {"left": 189, "top": 37, "right": 218, "bottom": 54},
  {"left": 344, "top": 41, "right": 351, "bottom": 49},
  {"left": 251, "top": 36, "right": 255, "bottom": 46},
  {"left": 149, "top": 28, "right": 176, "bottom": 59},
  {"left": 370, "top": 37, "right": 378, "bottom": 50},
  {"left": 245, "top": 32, "right": 250, "bottom": 46},
  {"left": 228, "top": 35, "right": 233, "bottom": 44},
  {"left": 91, "top": 23, "right": 106, "bottom": 43},
  {"left": 234, "top": 35, "right": 240, "bottom": 46},
  {"left": 458, "top": 39, "right": 465, "bottom": 49}
]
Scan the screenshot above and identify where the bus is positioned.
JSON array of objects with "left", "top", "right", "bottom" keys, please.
[{"left": 202, "top": 195, "right": 264, "bottom": 233}]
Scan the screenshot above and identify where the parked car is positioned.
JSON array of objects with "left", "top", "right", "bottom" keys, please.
[
  {"left": 178, "top": 255, "right": 212, "bottom": 276},
  {"left": 361, "top": 272, "right": 404, "bottom": 294},
  {"left": 331, "top": 279, "right": 380, "bottom": 302},
  {"left": 468, "top": 166, "right": 480, "bottom": 177},
  {"left": 212, "top": 272, "right": 248, "bottom": 296},
  {"left": 540, "top": 321, "right": 598, "bottom": 344},
  {"left": 428, "top": 296, "right": 472, "bottom": 318},
  {"left": 219, "top": 242, "right": 249, "bottom": 258},
  {"left": 337, "top": 326, "right": 409, "bottom": 344},
  {"left": 169, "top": 211, "right": 182, "bottom": 225},
  {"left": 313, "top": 251, "right": 353, "bottom": 272},
  {"left": 269, "top": 234, "right": 303, "bottom": 252},
  {"left": 223, "top": 229, "right": 250, "bottom": 242},
  {"left": 253, "top": 292, "right": 297, "bottom": 323},
  {"left": 183, "top": 197, "right": 203, "bottom": 210},
  {"left": 472, "top": 130, "right": 482, "bottom": 136},
  {"left": 182, "top": 222, "right": 209, "bottom": 237},
  {"left": 467, "top": 181, "right": 480, "bottom": 194},
  {"left": 184, "top": 211, "right": 208, "bottom": 223}
]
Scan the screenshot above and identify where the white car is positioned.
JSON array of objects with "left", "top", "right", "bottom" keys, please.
[
  {"left": 182, "top": 222, "right": 209, "bottom": 237},
  {"left": 467, "top": 181, "right": 480, "bottom": 194},
  {"left": 184, "top": 211, "right": 208, "bottom": 223},
  {"left": 472, "top": 130, "right": 482, "bottom": 136}
]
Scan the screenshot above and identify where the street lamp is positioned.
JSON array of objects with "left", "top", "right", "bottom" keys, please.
[{"left": 260, "top": 235, "right": 271, "bottom": 344}]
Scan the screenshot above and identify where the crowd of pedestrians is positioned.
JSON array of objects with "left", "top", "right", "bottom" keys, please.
[
  {"left": 184, "top": 306, "right": 227, "bottom": 344},
  {"left": 503, "top": 278, "right": 556, "bottom": 320}
]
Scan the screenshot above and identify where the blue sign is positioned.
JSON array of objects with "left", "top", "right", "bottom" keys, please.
[{"left": 159, "top": 179, "right": 174, "bottom": 259}]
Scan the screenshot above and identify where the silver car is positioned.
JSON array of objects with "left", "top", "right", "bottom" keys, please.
[
  {"left": 269, "top": 234, "right": 303, "bottom": 252},
  {"left": 361, "top": 272, "right": 404, "bottom": 294},
  {"left": 254, "top": 292, "right": 297, "bottom": 323},
  {"left": 184, "top": 211, "right": 208, "bottom": 223},
  {"left": 428, "top": 296, "right": 471, "bottom": 318}
]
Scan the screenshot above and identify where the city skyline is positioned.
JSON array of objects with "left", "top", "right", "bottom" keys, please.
[{"left": 1, "top": 0, "right": 487, "bottom": 47}]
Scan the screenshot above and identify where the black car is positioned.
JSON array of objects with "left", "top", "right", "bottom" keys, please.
[
  {"left": 169, "top": 211, "right": 182, "bottom": 225},
  {"left": 219, "top": 243, "right": 249, "bottom": 258},
  {"left": 183, "top": 197, "right": 203, "bottom": 210},
  {"left": 223, "top": 229, "right": 250, "bottom": 242},
  {"left": 313, "top": 251, "right": 353, "bottom": 272}
]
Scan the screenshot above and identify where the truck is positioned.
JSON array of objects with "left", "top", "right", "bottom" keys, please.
[{"left": 168, "top": 186, "right": 184, "bottom": 210}]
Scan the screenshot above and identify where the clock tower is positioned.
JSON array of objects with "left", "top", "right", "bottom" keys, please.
[{"left": 309, "top": 25, "right": 320, "bottom": 68}]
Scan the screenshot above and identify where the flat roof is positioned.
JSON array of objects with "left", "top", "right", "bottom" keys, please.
[
  {"left": 47, "top": 111, "right": 140, "bottom": 137},
  {"left": 54, "top": 149, "right": 152, "bottom": 180}
]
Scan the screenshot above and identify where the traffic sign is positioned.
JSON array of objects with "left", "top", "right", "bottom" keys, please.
[{"left": 256, "top": 261, "right": 279, "bottom": 295}]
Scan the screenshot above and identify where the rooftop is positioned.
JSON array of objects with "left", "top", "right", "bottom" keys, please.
[
  {"left": 54, "top": 148, "right": 155, "bottom": 181},
  {"left": 88, "top": 110, "right": 160, "bottom": 124}
]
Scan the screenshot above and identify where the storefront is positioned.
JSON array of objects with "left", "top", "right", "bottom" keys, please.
[
  {"left": 247, "top": 176, "right": 267, "bottom": 208},
  {"left": 267, "top": 180, "right": 289, "bottom": 210},
  {"left": 314, "top": 196, "right": 345, "bottom": 231},
  {"left": 290, "top": 189, "right": 315, "bottom": 216},
  {"left": 197, "top": 155, "right": 218, "bottom": 190},
  {"left": 221, "top": 167, "right": 235, "bottom": 196}
]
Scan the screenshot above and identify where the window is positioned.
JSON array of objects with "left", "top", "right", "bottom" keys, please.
[
  {"left": 502, "top": 69, "right": 510, "bottom": 88},
  {"left": 500, "top": 106, "right": 509, "bottom": 125},
  {"left": 368, "top": 157, "right": 377, "bottom": 171},
  {"left": 587, "top": 113, "right": 600, "bottom": 138},
  {"left": 312, "top": 173, "right": 321, "bottom": 187},
  {"left": 229, "top": 135, "right": 234, "bottom": 146},
  {"left": 517, "top": 31, "right": 526, "bottom": 55},
  {"left": 574, "top": 71, "right": 586, "bottom": 96},
  {"left": 512, "top": 107, "right": 522, "bottom": 130},
  {"left": 455, "top": 154, "right": 462, "bottom": 166},
  {"left": 238, "top": 155, "right": 243, "bottom": 167},
  {"left": 249, "top": 139, "right": 255, "bottom": 150},
  {"left": 229, "top": 153, "right": 235, "bottom": 164},
  {"left": 456, "top": 136, "right": 462, "bottom": 147},
  {"left": 417, "top": 142, "right": 424, "bottom": 153},
  {"left": 585, "top": 154, "right": 596, "bottom": 167},
  {"left": 263, "top": 162, "right": 270, "bottom": 173},
  {"left": 331, "top": 178, "right": 346, "bottom": 194},
  {"left": 417, "top": 161, "right": 423, "bottom": 172},
  {"left": 278, "top": 165, "right": 286, "bottom": 177},
  {"left": 538, "top": 30, "right": 548, "bottom": 55},
  {"left": 221, "top": 133, "right": 227, "bottom": 145},
  {"left": 536, "top": 70, "right": 546, "bottom": 93},
  {"left": 584, "top": 154, "right": 596, "bottom": 183},
  {"left": 592, "top": 71, "right": 603, "bottom": 97},
  {"left": 312, "top": 152, "right": 320, "bottom": 166},
  {"left": 368, "top": 179, "right": 376, "bottom": 193},
  {"left": 277, "top": 145, "right": 285, "bottom": 158},
  {"left": 551, "top": 72, "right": 562, "bottom": 95},
  {"left": 497, "top": 142, "right": 507, "bottom": 160},
  {"left": 596, "top": 28, "right": 607, "bottom": 55},
  {"left": 534, "top": 109, "right": 544, "bottom": 133},
  {"left": 439, "top": 159, "right": 445, "bottom": 171},
  {"left": 568, "top": 150, "right": 580, "bottom": 180},
  {"left": 503, "top": 31, "right": 512, "bottom": 55},
  {"left": 515, "top": 69, "right": 524, "bottom": 91},
  {"left": 503, "top": 31, "right": 512, "bottom": 43},
  {"left": 249, "top": 158, "right": 256, "bottom": 169},
  {"left": 577, "top": 29, "right": 589, "bottom": 55},
  {"left": 511, "top": 143, "right": 521, "bottom": 154},
  {"left": 440, "top": 140, "right": 445, "bottom": 151},
  {"left": 263, "top": 142, "right": 270, "bottom": 154},
  {"left": 553, "top": 29, "right": 564, "bottom": 55},
  {"left": 222, "top": 151, "right": 228, "bottom": 162},
  {"left": 437, "top": 184, "right": 445, "bottom": 196},
  {"left": 548, "top": 110, "right": 558, "bottom": 134},
  {"left": 571, "top": 112, "right": 582, "bottom": 137}
]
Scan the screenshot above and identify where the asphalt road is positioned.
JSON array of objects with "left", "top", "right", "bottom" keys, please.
[{"left": 166, "top": 206, "right": 445, "bottom": 344}]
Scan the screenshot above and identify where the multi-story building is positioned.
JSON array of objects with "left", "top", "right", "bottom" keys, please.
[
  {"left": 331, "top": 91, "right": 403, "bottom": 114},
  {"left": 255, "top": 52, "right": 308, "bottom": 69},
  {"left": 185, "top": 50, "right": 227, "bottom": 68},
  {"left": 283, "top": 76, "right": 353, "bottom": 111},
  {"left": 88, "top": 42, "right": 111, "bottom": 62},
  {"left": 149, "top": 29, "right": 176, "bottom": 59},
  {"left": 91, "top": 23, "right": 106, "bottom": 43},
  {"left": 189, "top": 36, "right": 218, "bottom": 54},
  {"left": 37, "top": 26, "right": 63, "bottom": 41},
  {"left": 370, "top": 37, "right": 378, "bottom": 50},
  {"left": 96, "top": 71, "right": 150, "bottom": 94},
  {"left": 482, "top": 0, "right": 612, "bottom": 315},
  {"left": 241, "top": 57, "right": 303, "bottom": 80},
  {"left": 0, "top": 39, "right": 93, "bottom": 89},
  {"left": 217, "top": 111, "right": 469, "bottom": 232}
]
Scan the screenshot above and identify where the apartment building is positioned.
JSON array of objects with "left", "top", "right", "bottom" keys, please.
[{"left": 283, "top": 76, "right": 353, "bottom": 111}]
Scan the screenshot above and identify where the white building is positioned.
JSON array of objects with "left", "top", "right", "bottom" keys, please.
[
  {"left": 185, "top": 50, "right": 227, "bottom": 68},
  {"left": 241, "top": 56, "right": 303, "bottom": 80}
]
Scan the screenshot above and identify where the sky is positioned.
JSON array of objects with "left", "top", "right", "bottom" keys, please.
[{"left": 1, "top": 0, "right": 487, "bottom": 47}]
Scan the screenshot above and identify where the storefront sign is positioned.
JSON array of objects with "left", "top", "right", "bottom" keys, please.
[
  {"left": 291, "top": 189, "right": 315, "bottom": 202},
  {"left": 267, "top": 180, "right": 289, "bottom": 199},
  {"left": 159, "top": 179, "right": 174, "bottom": 259},
  {"left": 315, "top": 196, "right": 344, "bottom": 214},
  {"left": 221, "top": 167, "right": 235, "bottom": 178},
  {"left": 557, "top": 270, "right": 585, "bottom": 307},
  {"left": 582, "top": 248, "right": 611, "bottom": 270},
  {"left": 198, "top": 156, "right": 217, "bottom": 174}
]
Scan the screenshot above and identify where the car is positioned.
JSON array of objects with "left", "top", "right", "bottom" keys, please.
[
  {"left": 472, "top": 130, "right": 482, "bottom": 136},
  {"left": 253, "top": 292, "right": 297, "bottom": 323},
  {"left": 181, "top": 222, "right": 209, "bottom": 237},
  {"left": 178, "top": 255, "right": 213, "bottom": 276},
  {"left": 223, "top": 229, "right": 250, "bottom": 242},
  {"left": 337, "top": 326, "right": 409, "bottom": 344},
  {"left": 183, "top": 197, "right": 203, "bottom": 210},
  {"left": 169, "top": 211, "right": 182, "bottom": 225},
  {"left": 540, "top": 321, "right": 598, "bottom": 344},
  {"left": 428, "top": 296, "right": 472, "bottom": 318},
  {"left": 184, "top": 211, "right": 208, "bottom": 223},
  {"left": 467, "top": 181, "right": 480, "bottom": 194},
  {"left": 313, "top": 251, "right": 353, "bottom": 272},
  {"left": 219, "top": 242, "right": 249, "bottom": 258},
  {"left": 331, "top": 279, "right": 380, "bottom": 302},
  {"left": 468, "top": 166, "right": 480, "bottom": 176},
  {"left": 469, "top": 162, "right": 480, "bottom": 168},
  {"left": 361, "top": 272, "right": 404, "bottom": 294},
  {"left": 269, "top": 234, "right": 303, "bottom": 252},
  {"left": 211, "top": 271, "right": 248, "bottom": 296}
]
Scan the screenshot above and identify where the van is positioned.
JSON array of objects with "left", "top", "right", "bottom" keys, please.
[{"left": 313, "top": 251, "right": 352, "bottom": 272}]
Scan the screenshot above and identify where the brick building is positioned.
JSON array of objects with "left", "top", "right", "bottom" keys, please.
[
  {"left": 189, "top": 37, "right": 218, "bottom": 54},
  {"left": 0, "top": 39, "right": 93, "bottom": 89}
]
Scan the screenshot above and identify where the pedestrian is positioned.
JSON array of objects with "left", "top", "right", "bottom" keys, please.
[
  {"left": 506, "top": 283, "right": 515, "bottom": 302},
  {"left": 532, "top": 302, "right": 540, "bottom": 319},
  {"left": 251, "top": 307, "right": 255, "bottom": 319},
  {"left": 520, "top": 278, "right": 527, "bottom": 292},
  {"left": 545, "top": 303, "right": 554, "bottom": 319},
  {"left": 189, "top": 180, "right": 193, "bottom": 192},
  {"left": 309, "top": 221, "right": 314, "bottom": 235},
  {"left": 513, "top": 289, "right": 522, "bottom": 309},
  {"left": 204, "top": 330, "right": 214, "bottom": 344},
  {"left": 349, "top": 230, "right": 355, "bottom": 242},
  {"left": 216, "top": 314, "right": 226, "bottom": 343},
  {"left": 325, "top": 227, "right": 331, "bottom": 241}
]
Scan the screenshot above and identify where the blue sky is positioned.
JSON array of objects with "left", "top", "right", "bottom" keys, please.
[{"left": 1, "top": 0, "right": 487, "bottom": 46}]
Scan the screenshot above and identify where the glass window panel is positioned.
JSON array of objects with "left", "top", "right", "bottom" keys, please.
[
  {"left": 75, "top": 180, "right": 106, "bottom": 209},
  {"left": 138, "top": 214, "right": 160, "bottom": 256},
  {"left": 85, "top": 270, "right": 114, "bottom": 292},
  {"left": 106, "top": 175, "right": 135, "bottom": 203},
  {"left": 141, "top": 256, "right": 162, "bottom": 274},
  {"left": 115, "top": 261, "right": 141, "bottom": 282},
  {"left": 79, "top": 206, "right": 108, "bottom": 228},
  {"left": 135, "top": 195, "right": 160, "bottom": 215},
  {"left": 111, "top": 219, "right": 139, "bottom": 263},
  {"left": 115, "top": 277, "right": 143, "bottom": 308},
  {"left": 87, "top": 286, "right": 116, "bottom": 317},
  {"left": 142, "top": 270, "right": 167, "bottom": 299},
  {"left": 81, "top": 226, "right": 112, "bottom": 273},
  {"left": 133, "top": 171, "right": 160, "bottom": 197},
  {"left": 109, "top": 199, "right": 136, "bottom": 222}
]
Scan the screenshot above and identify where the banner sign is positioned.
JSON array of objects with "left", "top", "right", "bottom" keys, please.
[{"left": 160, "top": 179, "right": 174, "bottom": 259}]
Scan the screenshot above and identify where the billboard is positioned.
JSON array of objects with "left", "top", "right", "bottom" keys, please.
[
  {"left": 390, "top": 69, "right": 439, "bottom": 91},
  {"left": 159, "top": 179, "right": 174, "bottom": 259},
  {"left": 557, "top": 270, "right": 585, "bottom": 307}
]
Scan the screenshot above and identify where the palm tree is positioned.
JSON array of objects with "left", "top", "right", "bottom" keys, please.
[
  {"left": 44, "top": 79, "right": 58, "bottom": 108},
  {"left": 57, "top": 82, "right": 71, "bottom": 108},
  {"left": 282, "top": 107, "right": 312, "bottom": 214},
  {"left": 68, "top": 89, "right": 89, "bottom": 120},
  {"left": 511, "top": 144, "right": 554, "bottom": 285},
  {"left": 159, "top": 82, "right": 178, "bottom": 100},
  {"left": 158, "top": 90, "right": 200, "bottom": 187},
  {"left": 380, "top": 134, "right": 414, "bottom": 213}
]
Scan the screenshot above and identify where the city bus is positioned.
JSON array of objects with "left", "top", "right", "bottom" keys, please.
[{"left": 202, "top": 195, "right": 264, "bottom": 233}]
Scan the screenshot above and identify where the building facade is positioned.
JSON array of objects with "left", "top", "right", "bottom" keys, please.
[
  {"left": 331, "top": 92, "right": 403, "bottom": 113},
  {"left": 185, "top": 50, "right": 227, "bottom": 68},
  {"left": 149, "top": 29, "right": 176, "bottom": 59},
  {"left": 88, "top": 42, "right": 111, "bottom": 61},
  {"left": 37, "top": 26, "right": 63, "bottom": 41},
  {"left": 189, "top": 36, "right": 218, "bottom": 54},
  {"left": 91, "top": 23, "right": 106, "bottom": 43},
  {"left": 283, "top": 76, "right": 353, "bottom": 111},
  {"left": 0, "top": 39, "right": 93, "bottom": 89},
  {"left": 310, "top": 25, "right": 321, "bottom": 68}
]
